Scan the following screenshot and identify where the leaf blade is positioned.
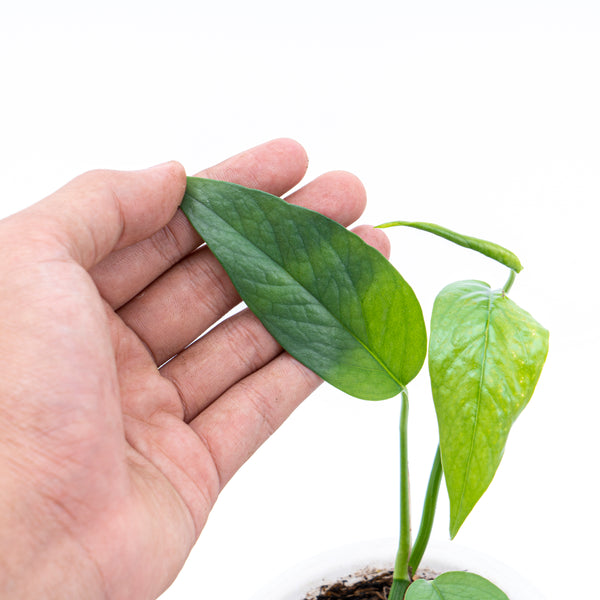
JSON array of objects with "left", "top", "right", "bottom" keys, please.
[
  {"left": 406, "top": 571, "right": 509, "bottom": 600},
  {"left": 428, "top": 280, "right": 549, "bottom": 536},
  {"left": 180, "top": 177, "right": 427, "bottom": 400}
]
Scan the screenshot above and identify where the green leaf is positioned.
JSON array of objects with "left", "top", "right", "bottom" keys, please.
[
  {"left": 180, "top": 177, "right": 427, "bottom": 400},
  {"left": 429, "top": 280, "right": 549, "bottom": 537},
  {"left": 376, "top": 221, "right": 523, "bottom": 273},
  {"left": 405, "top": 571, "right": 509, "bottom": 600}
]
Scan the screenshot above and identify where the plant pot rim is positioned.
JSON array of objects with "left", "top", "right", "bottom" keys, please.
[{"left": 248, "top": 537, "right": 546, "bottom": 600}]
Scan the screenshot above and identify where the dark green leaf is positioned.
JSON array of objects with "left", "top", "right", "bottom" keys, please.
[
  {"left": 405, "top": 571, "right": 509, "bottom": 600},
  {"left": 180, "top": 177, "right": 427, "bottom": 400},
  {"left": 429, "top": 280, "right": 549, "bottom": 537},
  {"left": 377, "top": 221, "right": 523, "bottom": 273}
]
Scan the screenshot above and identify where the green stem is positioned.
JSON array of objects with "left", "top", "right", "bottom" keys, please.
[
  {"left": 391, "top": 389, "right": 412, "bottom": 595},
  {"left": 408, "top": 446, "right": 443, "bottom": 576},
  {"left": 502, "top": 269, "right": 517, "bottom": 294},
  {"left": 388, "top": 578, "right": 411, "bottom": 600}
]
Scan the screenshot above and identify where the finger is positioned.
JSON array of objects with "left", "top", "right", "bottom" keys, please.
[
  {"left": 21, "top": 162, "right": 187, "bottom": 269},
  {"left": 118, "top": 171, "right": 368, "bottom": 366},
  {"left": 189, "top": 351, "right": 321, "bottom": 489},
  {"left": 350, "top": 224, "right": 391, "bottom": 258},
  {"left": 160, "top": 308, "right": 278, "bottom": 422},
  {"left": 161, "top": 226, "right": 391, "bottom": 423},
  {"left": 91, "top": 138, "right": 309, "bottom": 308},
  {"left": 283, "top": 169, "right": 366, "bottom": 220}
]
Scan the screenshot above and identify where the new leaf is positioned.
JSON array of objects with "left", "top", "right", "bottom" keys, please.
[{"left": 429, "top": 280, "right": 549, "bottom": 537}]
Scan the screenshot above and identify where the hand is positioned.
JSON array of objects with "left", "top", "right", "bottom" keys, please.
[{"left": 0, "top": 139, "right": 389, "bottom": 599}]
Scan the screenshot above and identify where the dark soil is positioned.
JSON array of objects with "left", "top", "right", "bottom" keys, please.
[
  {"left": 307, "top": 568, "right": 437, "bottom": 599},
  {"left": 310, "top": 570, "right": 394, "bottom": 600}
]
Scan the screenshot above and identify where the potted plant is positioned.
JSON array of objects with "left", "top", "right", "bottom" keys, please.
[
  {"left": 245, "top": 538, "right": 547, "bottom": 599},
  {"left": 179, "top": 177, "right": 549, "bottom": 600}
]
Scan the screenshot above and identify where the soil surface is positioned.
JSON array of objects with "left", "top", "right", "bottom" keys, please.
[
  {"left": 310, "top": 570, "right": 393, "bottom": 600},
  {"left": 306, "top": 568, "right": 438, "bottom": 600}
]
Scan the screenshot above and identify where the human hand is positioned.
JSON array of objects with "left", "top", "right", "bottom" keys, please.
[{"left": 0, "top": 139, "right": 389, "bottom": 599}]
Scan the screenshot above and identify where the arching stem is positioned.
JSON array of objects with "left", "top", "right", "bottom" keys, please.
[
  {"left": 408, "top": 446, "right": 443, "bottom": 576},
  {"left": 502, "top": 269, "right": 517, "bottom": 294}
]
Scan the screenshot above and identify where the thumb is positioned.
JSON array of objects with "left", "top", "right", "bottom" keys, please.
[{"left": 23, "top": 161, "right": 187, "bottom": 269}]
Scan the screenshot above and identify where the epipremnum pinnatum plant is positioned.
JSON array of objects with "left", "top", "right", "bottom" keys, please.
[{"left": 180, "top": 178, "right": 549, "bottom": 600}]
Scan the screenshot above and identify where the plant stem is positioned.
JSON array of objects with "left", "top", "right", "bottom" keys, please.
[
  {"left": 388, "top": 578, "right": 411, "bottom": 600},
  {"left": 502, "top": 269, "right": 517, "bottom": 294},
  {"left": 391, "top": 388, "right": 412, "bottom": 596},
  {"left": 408, "top": 446, "right": 443, "bottom": 576}
]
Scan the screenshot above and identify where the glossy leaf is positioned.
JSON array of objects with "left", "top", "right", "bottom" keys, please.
[
  {"left": 180, "top": 177, "right": 427, "bottom": 400},
  {"left": 429, "top": 280, "right": 549, "bottom": 537},
  {"left": 405, "top": 572, "right": 508, "bottom": 600},
  {"left": 377, "top": 221, "right": 523, "bottom": 272}
]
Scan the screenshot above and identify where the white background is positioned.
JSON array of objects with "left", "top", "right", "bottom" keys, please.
[{"left": 1, "top": 2, "right": 598, "bottom": 599}]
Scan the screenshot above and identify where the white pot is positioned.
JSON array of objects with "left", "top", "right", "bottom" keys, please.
[{"left": 248, "top": 538, "right": 545, "bottom": 600}]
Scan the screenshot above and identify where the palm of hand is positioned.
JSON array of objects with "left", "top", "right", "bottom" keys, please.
[{"left": 0, "top": 140, "right": 386, "bottom": 599}]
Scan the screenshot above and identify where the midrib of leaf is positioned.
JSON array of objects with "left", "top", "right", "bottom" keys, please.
[
  {"left": 430, "top": 581, "right": 449, "bottom": 600},
  {"left": 454, "top": 289, "right": 495, "bottom": 531},
  {"left": 183, "top": 192, "right": 406, "bottom": 390}
]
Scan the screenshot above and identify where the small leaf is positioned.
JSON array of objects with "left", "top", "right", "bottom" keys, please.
[
  {"left": 180, "top": 177, "right": 427, "bottom": 400},
  {"left": 377, "top": 221, "right": 523, "bottom": 272},
  {"left": 429, "top": 280, "right": 549, "bottom": 537},
  {"left": 405, "top": 571, "right": 509, "bottom": 600}
]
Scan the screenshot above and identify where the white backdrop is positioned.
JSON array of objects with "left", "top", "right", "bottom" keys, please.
[{"left": 1, "top": 2, "right": 598, "bottom": 599}]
